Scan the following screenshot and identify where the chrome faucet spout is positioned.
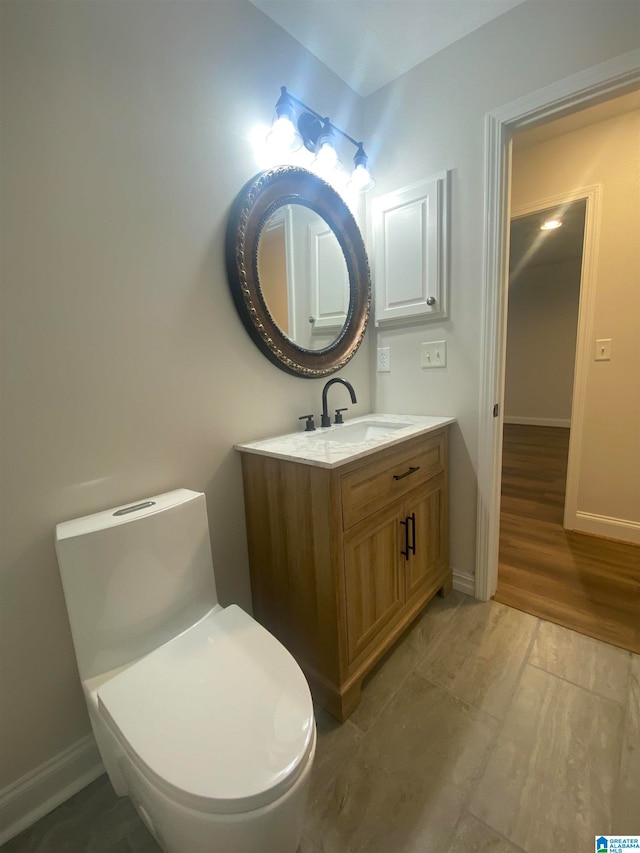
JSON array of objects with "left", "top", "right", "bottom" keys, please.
[{"left": 321, "top": 378, "right": 357, "bottom": 428}]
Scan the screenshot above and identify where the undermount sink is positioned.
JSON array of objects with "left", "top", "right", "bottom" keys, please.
[{"left": 313, "top": 420, "right": 413, "bottom": 445}]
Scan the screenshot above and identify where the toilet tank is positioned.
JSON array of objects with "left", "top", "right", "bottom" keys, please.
[{"left": 56, "top": 490, "right": 219, "bottom": 682}]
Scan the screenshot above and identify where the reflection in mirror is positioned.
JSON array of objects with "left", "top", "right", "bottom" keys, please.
[
  {"left": 258, "top": 209, "right": 290, "bottom": 335},
  {"left": 257, "top": 204, "right": 349, "bottom": 351}
]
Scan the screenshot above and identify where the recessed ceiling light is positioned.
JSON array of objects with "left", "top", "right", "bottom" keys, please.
[{"left": 540, "top": 218, "right": 562, "bottom": 231}]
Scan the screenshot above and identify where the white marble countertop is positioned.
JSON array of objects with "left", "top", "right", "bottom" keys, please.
[{"left": 234, "top": 413, "right": 456, "bottom": 469}]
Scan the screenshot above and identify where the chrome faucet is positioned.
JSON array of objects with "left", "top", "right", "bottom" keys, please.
[{"left": 321, "top": 378, "right": 357, "bottom": 427}]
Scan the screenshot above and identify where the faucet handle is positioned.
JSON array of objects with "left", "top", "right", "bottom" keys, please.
[
  {"left": 334, "top": 407, "right": 348, "bottom": 425},
  {"left": 299, "top": 414, "right": 316, "bottom": 432}
]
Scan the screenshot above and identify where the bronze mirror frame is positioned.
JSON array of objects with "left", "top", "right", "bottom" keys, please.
[{"left": 225, "top": 165, "right": 371, "bottom": 378}]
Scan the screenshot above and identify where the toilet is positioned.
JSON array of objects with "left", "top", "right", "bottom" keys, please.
[{"left": 55, "top": 489, "right": 316, "bottom": 853}]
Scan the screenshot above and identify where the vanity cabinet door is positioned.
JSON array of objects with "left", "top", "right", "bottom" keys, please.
[
  {"left": 343, "top": 467, "right": 448, "bottom": 668},
  {"left": 403, "top": 474, "right": 447, "bottom": 603},
  {"left": 343, "top": 503, "right": 405, "bottom": 665}
]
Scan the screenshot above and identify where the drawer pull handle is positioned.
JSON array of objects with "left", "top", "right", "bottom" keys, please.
[{"left": 393, "top": 466, "right": 420, "bottom": 481}]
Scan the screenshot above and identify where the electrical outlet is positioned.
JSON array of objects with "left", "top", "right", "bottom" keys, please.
[
  {"left": 377, "top": 346, "right": 391, "bottom": 372},
  {"left": 421, "top": 341, "right": 447, "bottom": 369}
]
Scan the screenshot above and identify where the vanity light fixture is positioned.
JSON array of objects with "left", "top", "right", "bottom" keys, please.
[{"left": 266, "top": 86, "right": 375, "bottom": 192}]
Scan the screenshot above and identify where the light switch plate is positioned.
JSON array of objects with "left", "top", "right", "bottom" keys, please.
[
  {"left": 421, "top": 340, "right": 447, "bottom": 369},
  {"left": 595, "top": 338, "right": 612, "bottom": 361}
]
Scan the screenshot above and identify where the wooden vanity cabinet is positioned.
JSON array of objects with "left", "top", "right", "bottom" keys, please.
[{"left": 238, "top": 428, "right": 451, "bottom": 721}]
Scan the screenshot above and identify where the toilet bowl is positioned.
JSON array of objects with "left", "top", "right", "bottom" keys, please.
[{"left": 55, "top": 490, "right": 315, "bottom": 853}]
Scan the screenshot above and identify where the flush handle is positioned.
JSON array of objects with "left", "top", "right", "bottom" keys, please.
[{"left": 113, "top": 500, "right": 156, "bottom": 517}]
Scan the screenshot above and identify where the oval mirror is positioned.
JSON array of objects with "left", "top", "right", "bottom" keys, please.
[{"left": 225, "top": 166, "right": 371, "bottom": 377}]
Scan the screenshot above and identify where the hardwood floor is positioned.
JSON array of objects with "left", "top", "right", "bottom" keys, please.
[{"left": 495, "top": 424, "right": 640, "bottom": 654}]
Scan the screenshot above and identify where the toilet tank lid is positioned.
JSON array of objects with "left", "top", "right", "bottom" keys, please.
[{"left": 56, "top": 490, "right": 202, "bottom": 541}]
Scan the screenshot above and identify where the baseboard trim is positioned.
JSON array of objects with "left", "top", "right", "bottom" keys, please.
[
  {"left": 570, "top": 511, "right": 640, "bottom": 545},
  {"left": 452, "top": 568, "right": 476, "bottom": 597},
  {"left": 503, "top": 416, "right": 571, "bottom": 428},
  {"left": 0, "top": 734, "right": 104, "bottom": 846}
]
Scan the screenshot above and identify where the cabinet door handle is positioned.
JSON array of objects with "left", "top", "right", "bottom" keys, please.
[
  {"left": 400, "top": 513, "right": 416, "bottom": 560},
  {"left": 400, "top": 517, "right": 410, "bottom": 559},
  {"left": 409, "top": 512, "right": 416, "bottom": 556},
  {"left": 393, "top": 465, "right": 420, "bottom": 481}
]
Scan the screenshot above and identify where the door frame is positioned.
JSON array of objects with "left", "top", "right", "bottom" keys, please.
[{"left": 475, "top": 48, "right": 640, "bottom": 601}]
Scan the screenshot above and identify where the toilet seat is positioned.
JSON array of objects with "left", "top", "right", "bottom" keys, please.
[{"left": 96, "top": 605, "right": 315, "bottom": 815}]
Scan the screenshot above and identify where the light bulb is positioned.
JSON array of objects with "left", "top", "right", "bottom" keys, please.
[
  {"left": 540, "top": 218, "right": 562, "bottom": 231},
  {"left": 349, "top": 143, "right": 375, "bottom": 192},
  {"left": 266, "top": 115, "right": 302, "bottom": 153},
  {"left": 314, "top": 141, "right": 339, "bottom": 169},
  {"left": 349, "top": 163, "right": 375, "bottom": 192}
]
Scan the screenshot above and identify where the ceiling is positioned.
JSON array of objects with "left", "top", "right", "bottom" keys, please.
[
  {"left": 509, "top": 200, "right": 587, "bottom": 277},
  {"left": 250, "top": 0, "right": 526, "bottom": 97}
]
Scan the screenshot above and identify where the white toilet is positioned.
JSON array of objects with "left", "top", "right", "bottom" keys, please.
[{"left": 55, "top": 489, "right": 316, "bottom": 853}]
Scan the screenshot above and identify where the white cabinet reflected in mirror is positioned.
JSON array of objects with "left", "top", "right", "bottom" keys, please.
[{"left": 258, "top": 205, "right": 349, "bottom": 351}]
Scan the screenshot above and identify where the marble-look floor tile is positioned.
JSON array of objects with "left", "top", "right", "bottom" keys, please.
[
  {"left": 613, "top": 653, "right": 640, "bottom": 835},
  {"left": 306, "top": 753, "right": 477, "bottom": 853},
  {"left": 308, "top": 706, "right": 363, "bottom": 799},
  {"left": 1, "top": 776, "right": 160, "bottom": 853},
  {"left": 469, "top": 664, "right": 625, "bottom": 853},
  {"left": 308, "top": 672, "right": 499, "bottom": 852},
  {"left": 416, "top": 599, "right": 537, "bottom": 719},
  {"left": 297, "top": 834, "right": 323, "bottom": 853},
  {"left": 349, "top": 595, "right": 461, "bottom": 732},
  {"left": 422, "top": 588, "right": 467, "bottom": 624},
  {"left": 444, "top": 812, "right": 524, "bottom": 853},
  {"left": 122, "top": 822, "right": 163, "bottom": 853},
  {"left": 530, "top": 619, "right": 631, "bottom": 703},
  {"left": 358, "top": 672, "right": 498, "bottom": 780}
]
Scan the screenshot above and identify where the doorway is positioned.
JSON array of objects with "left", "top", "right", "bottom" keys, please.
[
  {"left": 475, "top": 52, "right": 640, "bottom": 623},
  {"left": 490, "top": 96, "right": 639, "bottom": 652},
  {"left": 493, "top": 195, "right": 639, "bottom": 652},
  {"left": 504, "top": 198, "right": 586, "bottom": 436}
]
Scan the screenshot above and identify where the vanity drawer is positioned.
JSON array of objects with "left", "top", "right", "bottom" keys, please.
[{"left": 341, "top": 431, "right": 446, "bottom": 529}]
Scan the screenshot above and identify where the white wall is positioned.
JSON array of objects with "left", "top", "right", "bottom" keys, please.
[
  {"left": 366, "top": 0, "right": 639, "bottom": 579},
  {"left": 504, "top": 257, "right": 581, "bottom": 425},
  {"left": 511, "top": 108, "right": 640, "bottom": 530},
  {"left": 0, "top": 0, "right": 370, "bottom": 797}
]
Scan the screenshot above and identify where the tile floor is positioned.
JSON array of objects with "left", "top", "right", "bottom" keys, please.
[{"left": 3, "top": 592, "right": 638, "bottom": 853}]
